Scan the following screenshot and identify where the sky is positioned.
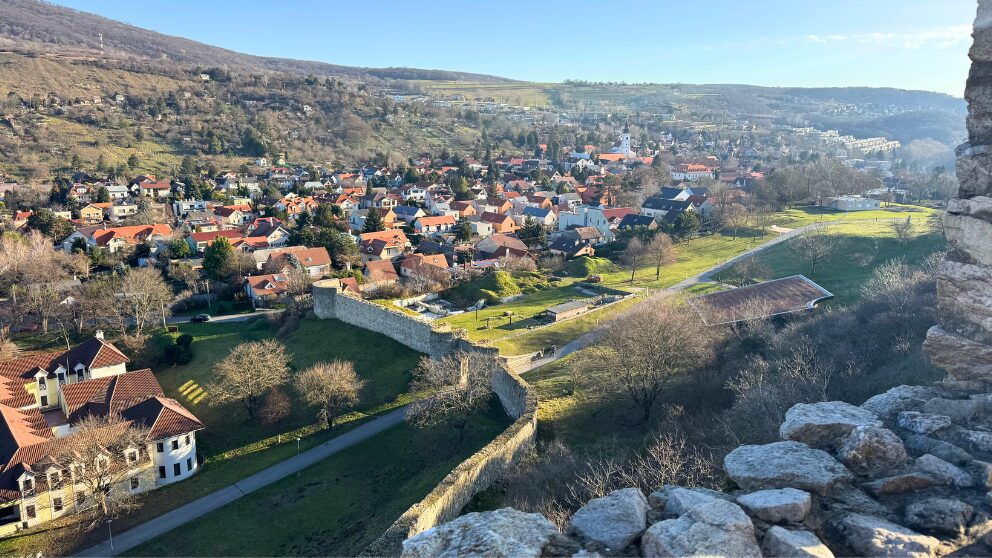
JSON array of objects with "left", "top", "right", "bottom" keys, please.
[{"left": 52, "top": 0, "right": 977, "bottom": 97}]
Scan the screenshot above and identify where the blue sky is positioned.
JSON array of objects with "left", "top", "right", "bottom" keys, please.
[{"left": 54, "top": 0, "right": 976, "bottom": 96}]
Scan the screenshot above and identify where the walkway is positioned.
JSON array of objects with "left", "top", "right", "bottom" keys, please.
[{"left": 74, "top": 407, "right": 408, "bottom": 557}]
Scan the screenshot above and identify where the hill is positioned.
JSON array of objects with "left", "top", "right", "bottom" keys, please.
[{"left": 0, "top": 0, "right": 513, "bottom": 83}]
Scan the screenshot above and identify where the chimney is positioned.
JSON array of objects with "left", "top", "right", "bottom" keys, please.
[{"left": 95, "top": 330, "right": 104, "bottom": 340}]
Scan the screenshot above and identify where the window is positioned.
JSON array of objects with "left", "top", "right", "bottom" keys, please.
[
  {"left": 49, "top": 472, "right": 61, "bottom": 489},
  {"left": 37, "top": 378, "right": 46, "bottom": 391},
  {"left": 171, "top": 440, "right": 179, "bottom": 450},
  {"left": 173, "top": 463, "right": 181, "bottom": 476},
  {"left": 56, "top": 372, "right": 65, "bottom": 385},
  {"left": 21, "top": 479, "right": 32, "bottom": 492},
  {"left": 24, "top": 505, "right": 35, "bottom": 519},
  {"left": 52, "top": 498, "right": 63, "bottom": 512},
  {"left": 76, "top": 492, "right": 85, "bottom": 505},
  {"left": 76, "top": 369, "right": 84, "bottom": 382},
  {"left": 185, "top": 435, "right": 190, "bottom": 446},
  {"left": 186, "top": 458, "right": 192, "bottom": 471},
  {"left": 130, "top": 477, "right": 140, "bottom": 490},
  {"left": 156, "top": 442, "right": 164, "bottom": 453},
  {"left": 158, "top": 466, "right": 166, "bottom": 479},
  {"left": 39, "top": 395, "right": 48, "bottom": 407},
  {"left": 72, "top": 464, "right": 83, "bottom": 479}
]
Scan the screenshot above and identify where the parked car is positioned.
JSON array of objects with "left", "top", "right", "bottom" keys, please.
[
  {"left": 190, "top": 313, "right": 211, "bottom": 323},
  {"left": 587, "top": 275, "right": 603, "bottom": 283}
]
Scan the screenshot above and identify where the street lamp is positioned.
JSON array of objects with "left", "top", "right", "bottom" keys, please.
[
  {"left": 107, "top": 518, "right": 114, "bottom": 556},
  {"left": 296, "top": 437, "right": 302, "bottom": 478}
]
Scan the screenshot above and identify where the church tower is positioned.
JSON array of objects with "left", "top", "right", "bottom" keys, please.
[{"left": 619, "top": 121, "right": 632, "bottom": 157}]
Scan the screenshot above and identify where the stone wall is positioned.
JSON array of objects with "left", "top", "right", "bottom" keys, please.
[{"left": 311, "top": 280, "right": 538, "bottom": 555}]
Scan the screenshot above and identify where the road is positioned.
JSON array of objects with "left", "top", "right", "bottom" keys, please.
[
  {"left": 166, "top": 308, "right": 282, "bottom": 325},
  {"left": 74, "top": 407, "right": 408, "bottom": 557}
]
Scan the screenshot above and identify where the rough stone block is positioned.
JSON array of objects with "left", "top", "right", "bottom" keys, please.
[
  {"left": 837, "top": 426, "right": 908, "bottom": 473},
  {"left": 916, "top": 454, "right": 974, "bottom": 487},
  {"left": 735, "top": 488, "right": 811, "bottom": 524},
  {"left": 836, "top": 513, "right": 940, "bottom": 558},
  {"left": 779, "top": 401, "right": 881, "bottom": 449},
  {"left": 937, "top": 259, "right": 992, "bottom": 339},
  {"left": 904, "top": 497, "right": 974, "bottom": 535},
  {"left": 860, "top": 385, "right": 934, "bottom": 418},
  {"left": 401, "top": 508, "right": 558, "bottom": 558},
  {"left": 567, "top": 488, "right": 647, "bottom": 550},
  {"left": 762, "top": 526, "right": 835, "bottom": 558},
  {"left": 723, "top": 441, "right": 851, "bottom": 494},
  {"left": 925, "top": 326, "right": 992, "bottom": 382},
  {"left": 945, "top": 196, "right": 992, "bottom": 266}
]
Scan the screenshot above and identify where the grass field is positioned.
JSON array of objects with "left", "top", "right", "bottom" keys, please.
[
  {"left": 125, "top": 402, "right": 511, "bottom": 557},
  {"left": 713, "top": 220, "right": 945, "bottom": 304}
]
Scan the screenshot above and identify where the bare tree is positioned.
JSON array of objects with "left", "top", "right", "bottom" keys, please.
[
  {"left": 120, "top": 267, "right": 173, "bottom": 331},
  {"left": 722, "top": 256, "right": 771, "bottom": 288},
  {"left": 790, "top": 226, "right": 840, "bottom": 275},
  {"left": 890, "top": 216, "right": 913, "bottom": 244},
  {"left": 48, "top": 414, "right": 150, "bottom": 530},
  {"left": 407, "top": 351, "right": 497, "bottom": 442},
  {"left": 621, "top": 237, "right": 647, "bottom": 282},
  {"left": 210, "top": 339, "right": 291, "bottom": 419},
  {"left": 720, "top": 203, "right": 750, "bottom": 240},
  {"left": 579, "top": 301, "right": 717, "bottom": 422},
  {"left": 259, "top": 386, "right": 292, "bottom": 433},
  {"left": 645, "top": 233, "right": 675, "bottom": 280},
  {"left": 294, "top": 361, "right": 365, "bottom": 427}
]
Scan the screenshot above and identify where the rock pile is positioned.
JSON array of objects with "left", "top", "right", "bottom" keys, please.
[{"left": 401, "top": 386, "right": 992, "bottom": 557}]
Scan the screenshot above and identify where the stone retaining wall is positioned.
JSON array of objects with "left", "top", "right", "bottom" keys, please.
[{"left": 311, "top": 280, "right": 539, "bottom": 556}]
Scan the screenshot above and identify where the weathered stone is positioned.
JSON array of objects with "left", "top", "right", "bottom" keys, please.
[
  {"left": 897, "top": 411, "right": 953, "bottom": 434},
  {"left": 647, "top": 486, "right": 733, "bottom": 514},
  {"left": 837, "top": 426, "right": 908, "bottom": 473},
  {"left": 641, "top": 497, "right": 761, "bottom": 558},
  {"left": 960, "top": 428, "right": 992, "bottom": 453},
  {"left": 903, "top": 434, "right": 974, "bottom": 465},
  {"left": 724, "top": 441, "right": 851, "bottom": 494},
  {"left": 836, "top": 513, "right": 941, "bottom": 558},
  {"left": 916, "top": 454, "right": 974, "bottom": 487},
  {"left": 862, "top": 473, "right": 938, "bottom": 496},
  {"left": 937, "top": 259, "right": 992, "bottom": 339},
  {"left": 735, "top": 488, "right": 811, "bottom": 524},
  {"left": 401, "top": 508, "right": 558, "bottom": 558},
  {"left": 861, "top": 385, "right": 935, "bottom": 418},
  {"left": 905, "top": 497, "right": 975, "bottom": 535},
  {"left": 945, "top": 198, "right": 992, "bottom": 266},
  {"left": 925, "top": 326, "right": 992, "bottom": 382},
  {"left": 567, "top": 488, "right": 647, "bottom": 550},
  {"left": 955, "top": 144, "right": 992, "bottom": 198},
  {"left": 762, "top": 526, "right": 834, "bottom": 558},
  {"left": 969, "top": 460, "right": 992, "bottom": 488},
  {"left": 780, "top": 401, "right": 881, "bottom": 449},
  {"left": 972, "top": 3, "right": 992, "bottom": 63},
  {"left": 924, "top": 397, "right": 989, "bottom": 423}
]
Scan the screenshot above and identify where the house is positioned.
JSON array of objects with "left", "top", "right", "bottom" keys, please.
[
  {"left": 244, "top": 274, "right": 291, "bottom": 305},
  {"left": 246, "top": 219, "right": 290, "bottom": 248},
  {"left": 557, "top": 206, "right": 615, "bottom": 241},
  {"left": 107, "top": 201, "right": 139, "bottom": 221},
  {"left": 516, "top": 206, "right": 556, "bottom": 229},
  {"left": 657, "top": 187, "right": 693, "bottom": 201},
  {"left": 640, "top": 197, "right": 695, "bottom": 221},
  {"left": 268, "top": 247, "right": 332, "bottom": 278},
  {"left": 414, "top": 215, "right": 456, "bottom": 236},
  {"left": 393, "top": 204, "right": 426, "bottom": 225},
  {"left": 398, "top": 254, "right": 449, "bottom": 279},
  {"left": 136, "top": 179, "right": 172, "bottom": 198},
  {"left": 186, "top": 230, "right": 244, "bottom": 253},
  {"left": 548, "top": 237, "right": 596, "bottom": 258},
  {"left": 363, "top": 259, "right": 400, "bottom": 286},
  {"left": 105, "top": 184, "right": 130, "bottom": 200},
  {"left": 358, "top": 230, "right": 411, "bottom": 262},
  {"left": 617, "top": 214, "right": 659, "bottom": 231},
  {"left": 825, "top": 196, "right": 881, "bottom": 211},
  {"left": 480, "top": 212, "right": 518, "bottom": 234},
  {"left": 475, "top": 234, "right": 529, "bottom": 259},
  {"left": 173, "top": 200, "right": 208, "bottom": 215},
  {"left": 565, "top": 226, "right": 609, "bottom": 245},
  {"left": 0, "top": 335, "right": 203, "bottom": 535},
  {"left": 77, "top": 204, "right": 104, "bottom": 225},
  {"left": 349, "top": 208, "right": 397, "bottom": 232},
  {"left": 214, "top": 205, "right": 253, "bottom": 226},
  {"left": 448, "top": 201, "right": 477, "bottom": 218},
  {"left": 87, "top": 224, "right": 173, "bottom": 253},
  {"left": 671, "top": 164, "right": 714, "bottom": 181}
]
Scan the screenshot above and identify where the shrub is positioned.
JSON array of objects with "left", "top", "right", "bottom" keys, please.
[{"left": 176, "top": 334, "right": 194, "bottom": 347}]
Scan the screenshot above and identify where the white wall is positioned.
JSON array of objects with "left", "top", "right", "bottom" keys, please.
[{"left": 150, "top": 431, "right": 198, "bottom": 485}]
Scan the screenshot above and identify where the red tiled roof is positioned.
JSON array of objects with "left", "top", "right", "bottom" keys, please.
[
  {"left": 92, "top": 224, "right": 172, "bottom": 247},
  {"left": 364, "top": 260, "right": 399, "bottom": 282}
]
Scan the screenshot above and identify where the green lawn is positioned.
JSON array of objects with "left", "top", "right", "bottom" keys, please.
[
  {"left": 713, "top": 220, "right": 946, "bottom": 304},
  {"left": 157, "top": 318, "right": 421, "bottom": 459},
  {"left": 126, "top": 402, "right": 512, "bottom": 557},
  {"left": 766, "top": 204, "right": 934, "bottom": 228}
]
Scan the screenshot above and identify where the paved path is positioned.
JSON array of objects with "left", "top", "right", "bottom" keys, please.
[
  {"left": 75, "top": 407, "right": 408, "bottom": 557},
  {"left": 166, "top": 309, "right": 281, "bottom": 325}
]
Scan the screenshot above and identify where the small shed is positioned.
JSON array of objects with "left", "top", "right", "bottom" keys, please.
[
  {"left": 690, "top": 275, "right": 834, "bottom": 326},
  {"left": 547, "top": 300, "right": 590, "bottom": 322},
  {"left": 824, "top": 196, "right": 881, "bottom": 211}
]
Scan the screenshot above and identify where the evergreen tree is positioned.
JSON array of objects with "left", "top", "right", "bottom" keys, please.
[
  {"left": 454, "top": 217, "right": 472, "bottom": 242},
  {"left": 94, "top": 186, "right": 110, "bottom": 203},
  {"left": 362, "top": 207, "right": 385, "bottom": 233},
  {"left": 518, "top": 217, "right": 547, "bottom": 248},
  {"left": 203, "top": 236, "right": 234, "bottom": 280}
]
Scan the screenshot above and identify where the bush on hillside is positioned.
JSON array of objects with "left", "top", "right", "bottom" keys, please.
[{"left": 563, "top": 256, "right": 618, "bottom": 278}]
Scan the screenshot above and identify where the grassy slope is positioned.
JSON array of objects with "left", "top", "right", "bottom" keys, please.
[{"left": 126, "top": 402, "right": 511, "bottom": 557}]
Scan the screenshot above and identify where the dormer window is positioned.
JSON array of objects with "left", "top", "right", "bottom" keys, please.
[
  {"left": 126, "top": 451, "right": 138, "bottom": 465},
  {"left": 49, "top": 472, "right": 61, "bottom": 489},
  {"left": 56, "top": 372, "right": 65, "bottom": 385},
  {"left": 37, "top": 378, "right": 46, "bottom": 391},
  {"left": 21, "top": 479, "right": 32, "bottom": 492},
  {"left": 76, "top": 368, "right": 85, "bottom": 382}
]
